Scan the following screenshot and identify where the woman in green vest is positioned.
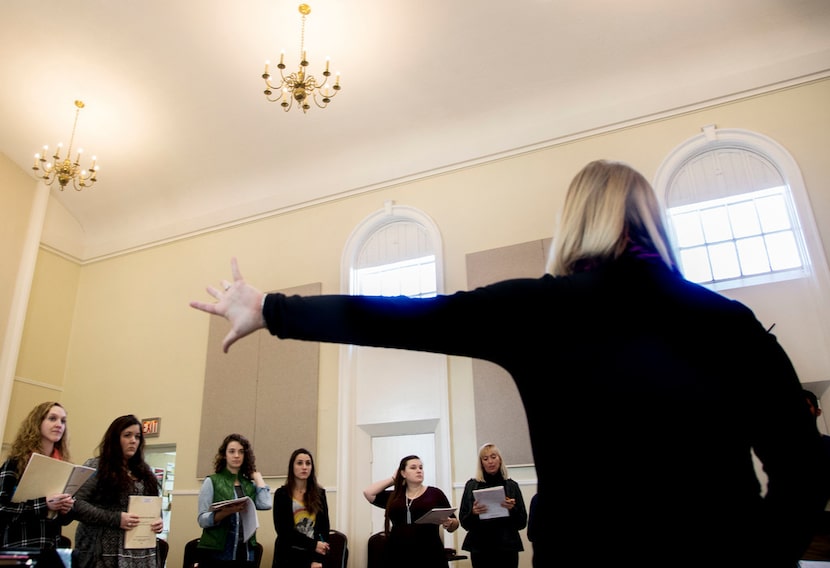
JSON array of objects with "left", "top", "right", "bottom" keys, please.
[{"left": 197, "top": 433, "right": 271, "bottom": 568}]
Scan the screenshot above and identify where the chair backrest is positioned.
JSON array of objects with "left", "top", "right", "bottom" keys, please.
[
  {"left": 252, "top": 542, "right": 263, "bottom": 568},
  {"left": 326, "top": 530, "right": 348, "bottom": 568},
  {"left": 157, "top": 538, "right": 169, "bottom": 568},
  {"left": 181, "top": 537, "right": 261, "bottom": 568},
  {"left": 182, "top": 538, "right": 200, "bottom": 568},
  {"left": 367, "top": 531, "right": 387, "bottom": 568}
]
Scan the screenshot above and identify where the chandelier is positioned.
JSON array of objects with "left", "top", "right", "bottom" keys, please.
[
  {"left": 32, "top": 100, "right": 99, "bottom": 191},
  {"left": 262, "top": 3, "right": 341, "bottom": 113}
]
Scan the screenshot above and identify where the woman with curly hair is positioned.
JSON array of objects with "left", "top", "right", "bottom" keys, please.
[
  {"left": 73, "top": 414, "right": 164, "bottom": 568},
  {"left": 272, "top": 448, "right": 330, "bottom": 568},
  {"left": 197, "top": 433, "right": 271, "bottom": 568},
  {"left": 0, "top": 401, "right": 75, "bottom": 549}
]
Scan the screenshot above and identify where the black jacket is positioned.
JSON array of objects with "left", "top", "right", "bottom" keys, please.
[
  {"left": 265, "top": 254, "right": 830, "bottom": 567},
  {"left": 459, "top": 476, "right": 527, "bottom": 553}
]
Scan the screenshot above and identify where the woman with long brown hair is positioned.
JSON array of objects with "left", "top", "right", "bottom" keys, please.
[
  {"left": 74, "top": 414, "right": 164, "bottom": 568},
  {"left": 363, "top": 455, "right": 458, "bottom": 568},
  {"left": 272, "top": 448, "right": 330, "bottom": 568}
]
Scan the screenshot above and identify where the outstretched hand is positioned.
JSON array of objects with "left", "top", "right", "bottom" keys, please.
[{"left": 189, "top": 257, "right": 266, "bottom": 353}]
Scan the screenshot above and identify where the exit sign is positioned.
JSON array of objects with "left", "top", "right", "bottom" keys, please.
[{"left": 142, "top": 417, "right": 161, "bottom": 438}]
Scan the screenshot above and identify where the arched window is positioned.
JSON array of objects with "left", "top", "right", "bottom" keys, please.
[
  {"left": 350, "top": 211, "right": 440, "bottom": 297},
  {"left": 655, "top": 125, "right": 826, "bottom": 291},
  {"left": 335, "top": 201, "right": 452, "bottom": 564}
]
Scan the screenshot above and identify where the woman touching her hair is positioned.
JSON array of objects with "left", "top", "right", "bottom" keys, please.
[{"left": 363, "top": 455, "right": 458, "bottom": 568}]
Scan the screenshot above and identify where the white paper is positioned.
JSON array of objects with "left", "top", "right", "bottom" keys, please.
[
  {"left": 240, "top": 497, "right": 259, "bottom": 542},
  {"left": 473, "top": 486, "right": 509, "bottom": 519}
]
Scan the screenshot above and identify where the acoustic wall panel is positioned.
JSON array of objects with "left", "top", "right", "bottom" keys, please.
[
  {"left": 197, "top": 283, "right": 321, "bottom": 478},
  {"left": 465, "top": 239, "right": 550, "bottom": 466}
]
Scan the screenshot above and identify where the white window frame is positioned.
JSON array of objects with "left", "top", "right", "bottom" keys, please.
[{"left": 654, "top": 125, "right": 829, "bottom": 292}]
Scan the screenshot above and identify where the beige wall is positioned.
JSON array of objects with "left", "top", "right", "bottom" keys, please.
[{"left": 4, "top": 78, "right": 830, "bottom": 568}]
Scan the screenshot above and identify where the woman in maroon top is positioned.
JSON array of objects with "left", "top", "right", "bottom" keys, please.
[{"left": 363, "top": 455, "right": 458, "bottom": 568}]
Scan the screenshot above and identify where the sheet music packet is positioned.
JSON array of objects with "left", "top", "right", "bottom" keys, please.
[
  {"left": 12, "top": 453, "right": 95, "bottom": 503},
  {"left": 414, "top": 507, "right": 457, "bottom": 525},
  {"left": 472, "top": 486, "right": 509, "bottom": 519},
  {"left": 209, "top": 496, "right": 258, "bottom": 541},
  {"left": 125, "top": 495, "right": 162, "bottom": 549}
]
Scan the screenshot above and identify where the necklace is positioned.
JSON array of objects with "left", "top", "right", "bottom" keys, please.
[{"left": 405, "top": 486, "right": 424, "bottom": 524}]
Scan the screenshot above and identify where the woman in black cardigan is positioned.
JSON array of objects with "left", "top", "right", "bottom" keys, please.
[
  {"left": 272, "top": 449, "right": 330, "bottom": 568},
  {"left": 459, "top": 443, "right": 527, "bottom": 568}
]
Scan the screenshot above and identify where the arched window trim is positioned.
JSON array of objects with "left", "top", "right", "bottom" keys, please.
[
  {"left": 340, "top": 200, "right": 445, "bottom": 294},
  {"left": 654, "top": 125, "right": 830, "bottom": 291}
]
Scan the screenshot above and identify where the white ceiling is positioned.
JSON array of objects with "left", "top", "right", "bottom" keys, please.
[{"left": 2, "top": 0, "right": 829, "bottom": 262}]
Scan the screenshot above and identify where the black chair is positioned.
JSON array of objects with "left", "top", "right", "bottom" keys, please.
[
  {"left": 182, "top": 538, "right": 262, "bottom": 568},
  {"left": 253, "top": 542, "right": 263, "bottom": 568},
  {"left": 182, "top": 538, "right": 200, "bottom": 568},
  {"left": 367, "top": 531, "right": 386, "bottom": 568},
  {"left": 326, "top": 529, "right": 348, "bottom": 568},
  {"left": 157, "top": 538, "right": 169, "bottom": 568},
  {"left": 445, "top": 547, "right": 468, "bottom": 562}
]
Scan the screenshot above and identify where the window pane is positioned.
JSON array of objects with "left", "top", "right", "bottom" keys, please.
[
  {"left": 728, "top": 201, "right": 761, "bottom": 238},
  {"left": 419, "top": 263, "right": 437, "bottom": 297},
  {"left": 756, "top": 194, "right": 791, "bottom": 232},
  {"left": 359, "top": 273, "right": 382, "bottom": 295},
  {"left": 668, "top": 185, "right": 804, "bottom": 286},
  {"left": 700, "top": 206, "right": 732, "bottom": 242},
  {"left": 673, "top": 211, "right": 705, "bottom": 247},
  {"left": 355, "top": 255, "right": 436, "bottom": 298},
  {"left": 708, "top": 242, "right": 741, "bottom": 280},
  {"left": 679, "top": 247, "right": 712, "bottom": 283},
  {"left": 735, "top": 236, "right": 770, "bottom": 275},
  {"left": 766, "top": 232, "right": 802, "bottom": 270}
]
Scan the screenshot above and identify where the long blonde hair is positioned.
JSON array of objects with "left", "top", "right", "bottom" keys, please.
[{"left": 547, "top": 160, "right": 677, "bottom": 276}]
